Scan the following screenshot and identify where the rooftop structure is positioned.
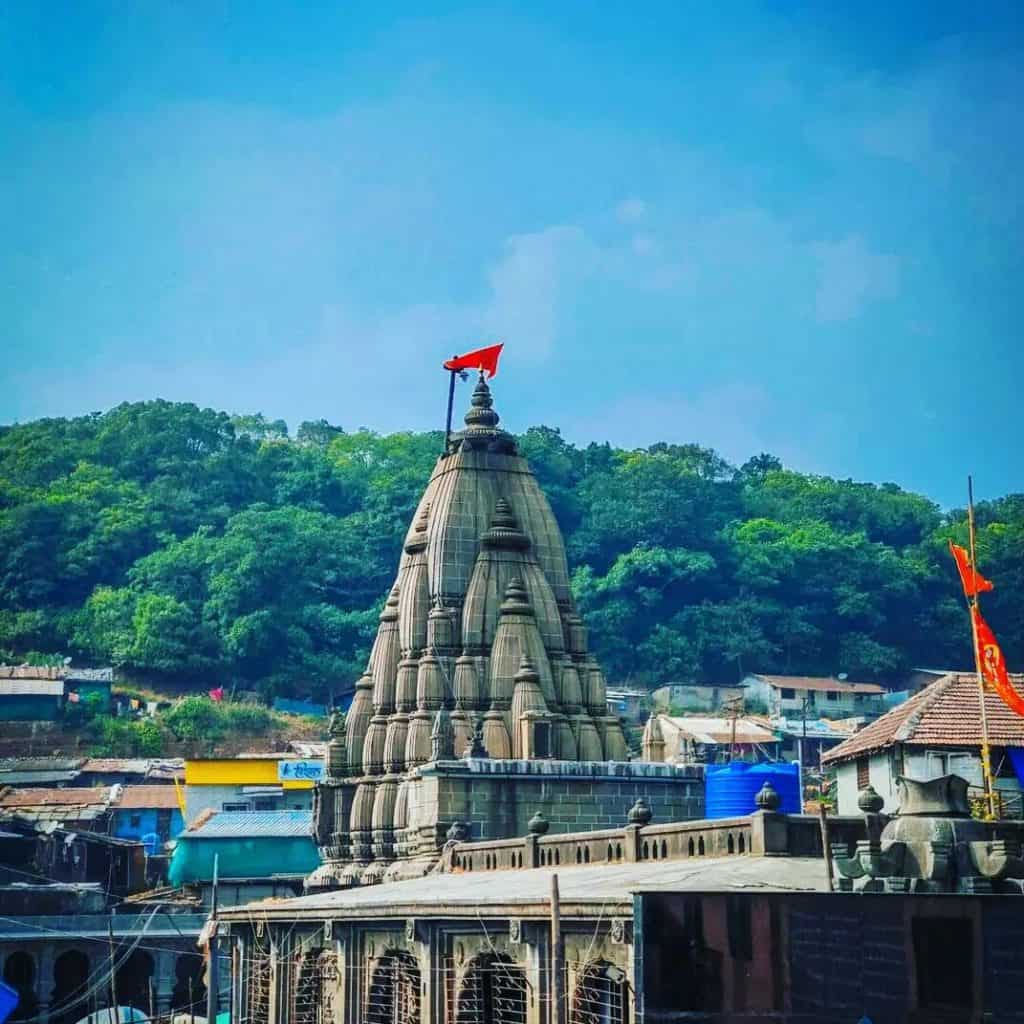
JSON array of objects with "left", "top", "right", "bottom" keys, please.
[{"left": 641, "top": 712, "right": 779, "bottom": 764}]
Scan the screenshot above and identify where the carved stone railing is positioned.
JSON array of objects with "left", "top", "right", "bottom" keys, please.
[{"left": 445, "top": 806, "right": 864, "bottom": 874}]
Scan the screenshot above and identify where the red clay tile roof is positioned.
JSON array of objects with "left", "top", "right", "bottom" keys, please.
[
  {"left": 113, "top": 785, "right": 181, "bottom": 810},
  {"left": 755, "top": 674, "right": 885, "bottom": 695},
  {"left": 822, "top": 672, "right": 1024, "bottom": 765},
  {"left": 0, "top": 786, "right": 112, "bottom": 808}
]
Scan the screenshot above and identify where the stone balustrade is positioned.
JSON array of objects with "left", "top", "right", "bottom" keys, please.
[{"left": 444, "top": 802, "right": 867, "bottom": 874}]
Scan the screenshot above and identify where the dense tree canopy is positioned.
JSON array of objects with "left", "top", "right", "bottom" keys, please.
[{"left": 0, "top": 400, "right": 1020, "bottom": 700}]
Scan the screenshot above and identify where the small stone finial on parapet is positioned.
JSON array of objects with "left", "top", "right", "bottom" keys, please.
[
  {"left": 431, "top": 707, "right": 455, "bottom": 761},
  {"left": 755, "top": 781, "right": 781, "bottom": 812},
  {"left": 464, "top": 714, "right": 487, "bottom": 759},
  {"left": 528, "top": 811, "right": 550, "bottom": 836},
  {"left": 446, "top": 820, "right": 470, "bottom": 843},
  {"left": 857, "top": 785, "right": 884, "bottom": 814},
  {"left": 627, "top": 797, "right": 653, "bottom": 826},
  {"left": 326, "top": 708, "right": 348, "bottom": 778},
  {"left": 641, "top": 714, "right": 666, "bottom": 763}
]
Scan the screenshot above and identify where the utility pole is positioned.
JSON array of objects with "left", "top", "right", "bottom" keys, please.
[
  {"left": 206, "top": 853, "right": 220, "bottom": 1024},
  {"left": 723, "top": 696, "right": 744, "bottom": 762},
  {"left": 798, "top": 696, "right": 809, "bottom": 767},
  {"left": 107, "top": 919, "right": 119, "bottom": 1024},
  {"left": 550, "top": 874, "right": 565, "bottom": 1024}
]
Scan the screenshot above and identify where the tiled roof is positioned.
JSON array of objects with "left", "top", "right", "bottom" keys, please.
[
  {"left": 0, "top": 786, "right": 112, "bottom": 808},
  {"left": 114, "top": 785, "right": 181, "bottom": 810},
  {"left": 185, "top": 810, "right": 312, "bottom": 839},
  {"left": 753, "top": 674, "right": 885, "bottom": 695},
  {"left": 822, "top": 672, "right": 1024, "bottom": 765}
]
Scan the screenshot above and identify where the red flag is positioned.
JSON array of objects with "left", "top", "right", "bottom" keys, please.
[
  {"left": 973, "top": 606, "right": 1024, "bottom": 717},
  {"left": 208, "top": 687, "right": 224, "bottom": 703},
  {"left": 443, "top": 343, "right": 504, "bottom": 379},
  {"left": 949, "top": 540, "right": 994, "bottom": 597}
]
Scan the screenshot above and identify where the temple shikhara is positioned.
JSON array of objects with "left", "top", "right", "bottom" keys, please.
[{"left": 309, "top": 374, "right": 696, "bottom": 890}]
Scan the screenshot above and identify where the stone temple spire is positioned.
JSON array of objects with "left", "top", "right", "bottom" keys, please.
[{"left": 310, "top": 374, "right": 631, "bottom": 890}]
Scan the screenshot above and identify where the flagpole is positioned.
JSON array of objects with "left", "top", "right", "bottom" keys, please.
[
  {"left": 967, "top": 474, "right": 997, "bottom": 820},
  {"left": 444, "top": 360, "right": 458, "bottom": 450}
]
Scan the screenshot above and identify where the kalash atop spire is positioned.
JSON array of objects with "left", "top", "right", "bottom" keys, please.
[{"left": 309, "top": 372, "right": 648, "bottom": 891}]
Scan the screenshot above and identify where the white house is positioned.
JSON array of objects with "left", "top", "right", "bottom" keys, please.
[
  {"left": 742, "top": 673, "right": 888, "bottom": 720},
  {"left": 821, "top": 671, "right": 1024, "bottom": 817}
]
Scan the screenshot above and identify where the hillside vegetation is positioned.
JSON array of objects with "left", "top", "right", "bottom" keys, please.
[{"left": 1, "top": 401, "right": 1021, "bottom": 700}]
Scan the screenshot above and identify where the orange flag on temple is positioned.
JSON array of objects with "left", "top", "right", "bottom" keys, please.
[
  {"left": 949, "top": 540, "right": 994, "bottom": 597},
  {"left": 443, "top": 343, "right": 504, "bottom": 379},
  {"left": 972, "top": 606, "right": 1024, "bottom": 718}
]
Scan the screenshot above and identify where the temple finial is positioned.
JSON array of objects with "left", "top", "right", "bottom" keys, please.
[{"left": 464, "top": 374, "right": 500, "bottom": 429}]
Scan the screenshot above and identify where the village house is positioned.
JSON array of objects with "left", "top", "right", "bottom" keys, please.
[
  {"left": 823, "top": 671, "right": 1024, "bottom": 817},
  {"left": 183, "top": 753, "right": 321, "bottom": 821},
  {"left": 650, "top": 682, "right": 745, "bottom": 714},
  {"left": 742, "top": 673, "right": 889, "bottom": 719}
]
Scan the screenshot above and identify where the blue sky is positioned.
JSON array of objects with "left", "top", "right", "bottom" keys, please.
[{"left": 2, "top": 2, "right": 1022, "bottom": 506}]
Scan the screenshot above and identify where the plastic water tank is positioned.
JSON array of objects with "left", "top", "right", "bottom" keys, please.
[{"left": 704, "top": 761, "right": 802, "bottom": 818}]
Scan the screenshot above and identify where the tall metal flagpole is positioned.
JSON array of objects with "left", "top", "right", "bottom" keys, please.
[
  {"left": 967, "top": 475, "right": 997, "bottom": 820},
  {"left": 444, "top": 358, "right": 458, "bottom": 449}
]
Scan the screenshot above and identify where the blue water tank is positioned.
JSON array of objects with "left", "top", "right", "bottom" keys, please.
[
  {"left": 704, "top": 761, "right": 802, "bottom": 818},
  {"left": 0, "top": 980, "right": 19, "bottom": 1024}
]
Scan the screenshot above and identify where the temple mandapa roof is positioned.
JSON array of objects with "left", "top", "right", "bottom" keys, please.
[
  {"left": 223, "top": 855, "right": 828, "bottom": 921},
  {"left": 822, "top": 671, "right": 1024, "bottom": 765}
]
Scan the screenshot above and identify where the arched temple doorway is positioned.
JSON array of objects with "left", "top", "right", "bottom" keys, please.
[
  {"left": 51, "top": 950, "right": 90, "bottom": 1024},
  {"left": 3, "top": 952, "right": 37, "bottom": 1022},
  {"left": 364, "top": 951, "right": 420, "bottom": 1024},
  {"left": 570, "top": 961, "right": 629, "bottom": 1024},
  {"left": 114, "top": 949, "right": 154, "bottom": 1016},
  {"left": 290, "top": 948, "right": 338, "bottom": 1024},
  {"left": 172, "top": 951, "right": 207, "bottom": 1016},
  {"left": 455, "top": 953, "right": 527, "bottom": 1024}
]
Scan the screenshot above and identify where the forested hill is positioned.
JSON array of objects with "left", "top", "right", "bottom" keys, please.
[{"left": 1, "top": 400, "right": 1021, "bottom": 701}]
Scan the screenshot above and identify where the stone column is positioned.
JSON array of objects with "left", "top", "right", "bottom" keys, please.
[
  {"left": 154, "top": 948, "right": 176, "bottom": 1015},
  {"left": 36, "top": 944, "right": 55, "bottom": 1024}
]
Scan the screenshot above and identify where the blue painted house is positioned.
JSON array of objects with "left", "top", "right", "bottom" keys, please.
[{"left": 111, "top": 785, "right": 184, "bottom": 852}]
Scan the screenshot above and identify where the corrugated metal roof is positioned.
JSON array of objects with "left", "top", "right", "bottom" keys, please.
[
  {"left": 0, "top": 787, "right": 113, "bottom": 808},
  {"left": 662, "top": 715, "right": 778, "bottom": 745},
  {"left": 0, "top": 758, "right": 84, "bottom": 772},
  {"left": 81, "top": 759, "right": 151, "bottom": 775},
  {"left": 0, "top": 771, "right": 81, "bottom": 785},
  {"left": 0, "top": 680, "right": 64, "bottom": 696},
  {"left": 114, "top": 785, "right": 181, "bottom": 810},
  {"left": 185, "top": 810, "right": 312, "bottom": 839}
]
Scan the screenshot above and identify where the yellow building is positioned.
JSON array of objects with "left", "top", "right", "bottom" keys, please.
[{"left": 183, "top": 754, "right": 322, "bottom": 822}]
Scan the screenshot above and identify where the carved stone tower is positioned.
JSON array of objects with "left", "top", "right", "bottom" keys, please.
[{"left": 308, "top": 375, "right": 692, "bottom": 891}]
